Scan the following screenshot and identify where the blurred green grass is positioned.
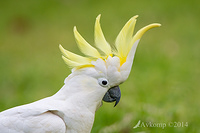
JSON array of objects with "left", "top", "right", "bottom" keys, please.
[{"left": 0, "top": 0, "right": 199, "bottom": 132}]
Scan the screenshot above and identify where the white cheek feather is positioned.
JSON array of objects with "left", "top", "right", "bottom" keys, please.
[
  {"left": 106, "top": 56, "right": 120, "bottom": 69},
  {"left": 106, "top": 56, "right": 121, "bottom": 86},
  {"left": 0, "top": 14, "right": 161, "bottom": 133},
  {"left": 92, "top": 58, "right": 107, "bottom": 77}
]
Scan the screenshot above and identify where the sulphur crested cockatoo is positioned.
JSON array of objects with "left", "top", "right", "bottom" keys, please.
[{"left": 0, "top": 15, "right": 160, "bottom": 133}]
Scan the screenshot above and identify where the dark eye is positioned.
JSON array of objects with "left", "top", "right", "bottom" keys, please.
[
  {"left": 98, "top": 78, "right": 109, "bottom": 87},
  {"left": 102, "top": 80, "right": 108, "bottom": 85}
]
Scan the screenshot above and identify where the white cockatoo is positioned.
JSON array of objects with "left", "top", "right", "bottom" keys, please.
[{"left": 0, "top": 15, "right": 160, "bottom": 133}]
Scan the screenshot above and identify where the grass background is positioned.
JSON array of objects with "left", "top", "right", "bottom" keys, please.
[{"left": 0, "top": 0, "right": 199, "bottom": 132}]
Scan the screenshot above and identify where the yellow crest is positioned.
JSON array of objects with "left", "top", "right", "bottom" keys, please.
[{"left": 60, "top": 14, "right": 161, "bottom": 69}]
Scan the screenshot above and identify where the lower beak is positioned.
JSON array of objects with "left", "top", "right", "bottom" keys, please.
[{"left": 102, "top": 86, "right": 121, "bottom": 107}]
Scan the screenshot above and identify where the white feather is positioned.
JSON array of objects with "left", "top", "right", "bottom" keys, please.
[{"left": 0, "top": 15, "right": 160, "bottom": 133}]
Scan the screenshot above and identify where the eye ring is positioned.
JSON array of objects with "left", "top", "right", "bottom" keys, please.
[{"left": 98, "top": 78, "right": 109, "bottom": 87}]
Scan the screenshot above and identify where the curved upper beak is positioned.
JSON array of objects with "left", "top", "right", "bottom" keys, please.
[{"left": 102, "top": 86, "right": 121, "bottom": 107}]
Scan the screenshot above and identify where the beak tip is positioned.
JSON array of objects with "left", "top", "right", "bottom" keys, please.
[{"left": 113, "top": 97, "right": 120, "bottom": 107}]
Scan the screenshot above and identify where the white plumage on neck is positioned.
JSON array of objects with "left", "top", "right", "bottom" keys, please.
[{"left": 0, "top": 14, "right": 161, "bottom": 133}]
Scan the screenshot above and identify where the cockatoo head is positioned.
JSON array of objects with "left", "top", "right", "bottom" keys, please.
[{"left": 59, "top": 15, "right": 160, "bottom": 107}]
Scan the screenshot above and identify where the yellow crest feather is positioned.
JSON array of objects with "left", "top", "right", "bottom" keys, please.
[
  {"left": 60, "top": 15, "right": 161, "bottom": 69},
  {"left": 94, "top": 14, "right": 112, "bottom": 56},
  {"left": 129, "top": 23, "right": 161, "bottom": 50},
  {"left": 115, "top": 15, "right": 138, "bottom": 65},
  {"left": 61, "top": 56, "right": 82, "bottom": 68},
  {"left": 73, "top": 26, "right": 101, "bottom": 58},
  {"left": 59, "top": 44, "right": 91, "bottom": 64}
]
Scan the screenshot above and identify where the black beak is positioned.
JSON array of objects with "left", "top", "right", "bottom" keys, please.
[{"left": 103, "top": 86, "right": 121, "bottom": 107}]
